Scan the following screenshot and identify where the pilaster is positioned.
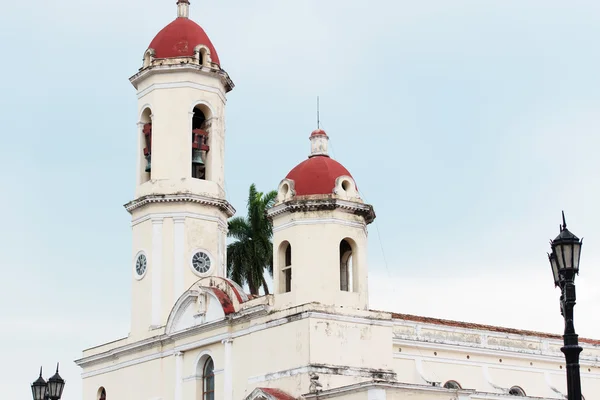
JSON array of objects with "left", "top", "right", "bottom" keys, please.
[{"left": 151, "top": 217, "right": 164, "bottom": 327}]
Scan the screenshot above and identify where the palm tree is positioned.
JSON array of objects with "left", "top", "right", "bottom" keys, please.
[{"left": 227, "top": 184, "right": 277, "bottom": 296}]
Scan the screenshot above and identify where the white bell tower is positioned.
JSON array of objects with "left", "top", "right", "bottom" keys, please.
[
  {"left": 125, "top": 1, "right": 235, "bottom": 336},
  {"left": 268, "top": 130, "right": 376, "bottom": 310}
]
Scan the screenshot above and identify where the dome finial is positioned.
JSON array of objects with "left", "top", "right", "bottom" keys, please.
[
  {"left": 309, "top": 129, "right": 329, "bottom": 158},
  {"left": 177, "top": 0, "right": 190, "bottom": 18}
]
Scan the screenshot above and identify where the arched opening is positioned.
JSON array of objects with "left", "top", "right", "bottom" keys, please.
[
  {"left": 340, "top": 239, "right": 356, "bottom": 292},
  {"left": 192, "top": 106, "right": 210, "bottom": 180},
  {"left": 508, "top": 386, "right": 526, "bottom": 396},
  {"left": 140, "top": 108, "right": 152, "bottom": 183},
  {"left": 199, "top": 48, "right": 208, "bottom": 66},
  {"left": 143, "top": 49, "right": 154, "bottom": 68},
  {"left": 97, "top": 387, "right": 106, "bottom": 400},
  {"left": 202, "top": 357, "right": 215, "bottom": 400},
  {"left": 279, "top": 241, "right": 292, "bottom": 293},
  {"left": 342, "top": 179, "right": 351, "bottom": 191},
  {"left": 443, "top": 381, "right": 461, "bottom": 390}
]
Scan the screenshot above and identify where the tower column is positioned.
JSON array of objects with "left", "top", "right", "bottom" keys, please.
[
  {"left": 173, "top": 216, "right": 186, "bottom": 302},
  {"left": 222, "top": 338, "right": 233, "bottom": 400},
  {"left": 174, "top": 351, "right": 184, "bottom": 400},
  {"left": 151, "top": 217, "right": 164, "bottom": 326}
]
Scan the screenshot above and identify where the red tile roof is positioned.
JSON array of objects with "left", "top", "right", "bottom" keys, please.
[
  {"left": 260, "top": 388, "right": 296, "bottom": 400},
  {"left": 209, "top": 288, "right": 235, "bottom": 315}
]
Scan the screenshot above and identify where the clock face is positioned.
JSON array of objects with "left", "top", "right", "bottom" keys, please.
[
  {"left": 192, "top": 251, "right": 211, "bottom": 274},
  {"left": 135, "top": 254, "right": 147, "bottom": 277}
]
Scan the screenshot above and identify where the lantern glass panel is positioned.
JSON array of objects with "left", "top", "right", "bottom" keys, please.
[
  {"left": 554, "top": 244, "right": 565, "bottom": 270},
  {"left": 573, "top": 242, "right": 582, "bottom": 271},
  {"left": 32, "top": 383, "right": 47, "bottom": 400},
  {"left": 563, "top": 243, "right": 574, "bottom": 270},
  {"left": 550, "top": 254, "right": 560, "bottom": 285},
  {"left": 48, "top": 379, "right": 65, "bottom": 399}
]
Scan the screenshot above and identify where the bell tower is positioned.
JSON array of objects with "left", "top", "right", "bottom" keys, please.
[
  {"left": 125, "top": 0, "right": 235, "bottom": 336},
  {"left": 268, "top": 130, "right": 376, "bottom": 310}
]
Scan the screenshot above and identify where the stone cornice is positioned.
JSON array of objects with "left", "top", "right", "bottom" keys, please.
[
  {"left": 267, "top": 198, "right": 376, "bottom": 224},
  {"left": 130, "top": 63, "right": 234, "bottom": 93},
  {"left": 124, "top": 194, "right": 236, "bottom": 217}
]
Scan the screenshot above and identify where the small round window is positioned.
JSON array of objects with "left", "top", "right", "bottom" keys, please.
[
  {"left": 135, "top": 253, "right": 147, "bottom": 278},
  {"left": 192, "top": 251, "right": 212, "bottom": 274}
]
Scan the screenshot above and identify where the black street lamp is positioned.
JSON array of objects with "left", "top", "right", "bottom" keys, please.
[
  {"left": 31, "top": 364, "right": 65, "bottom": 400},
  {"left": 547, "top": 212, "right": 583, "bottom": 400}
]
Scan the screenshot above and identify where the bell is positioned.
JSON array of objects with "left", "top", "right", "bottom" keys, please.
[
  {"left": 192, "top": 149, "right": 204, "bottom": 166},
  {"left": 145, "top": 154, "right": 152, "bottom": 172}
]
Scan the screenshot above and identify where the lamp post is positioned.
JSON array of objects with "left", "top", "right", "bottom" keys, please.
[
  {"left": 547, "top": 212, "right": 583, "bottom": 400},
  {"left": 31, "top": 364, "right": 66, "bottom": 400}
]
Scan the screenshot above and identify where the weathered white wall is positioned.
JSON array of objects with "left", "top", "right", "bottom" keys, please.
[{"left": 271, "top": 208, "right": 369, "bottom": 310}]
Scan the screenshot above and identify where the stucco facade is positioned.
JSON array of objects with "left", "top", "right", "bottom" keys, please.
[{"left": 76, "top": 2, "right": 600, "bottom": 400}]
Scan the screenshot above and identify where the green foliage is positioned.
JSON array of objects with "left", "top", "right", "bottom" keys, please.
[{"left": 226, "top": 184, "right": 277, "bottom": 295}]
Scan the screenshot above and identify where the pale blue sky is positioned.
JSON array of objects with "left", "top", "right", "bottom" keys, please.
[{"left": 1, "top": 0, "right": 600, "bottom": 398}]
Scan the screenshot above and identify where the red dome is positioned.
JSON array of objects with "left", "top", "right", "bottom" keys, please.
[
  {"left": 286, "top": 156, "right": 354, "bottom": 196},
  {"left": 149, "top": 18, "right": 220, "bottom": 64}
]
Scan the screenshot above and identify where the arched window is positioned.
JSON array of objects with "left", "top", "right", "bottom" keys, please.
[
  {"left": 192, "top": 106, "right": 209, "bottom": 180},
  {"left": 443, "top": 381, "right": 461, "bottom": 390},
  {"left": 279, "top": 241, "right": 292, "bottom": 293},
  {"left": 340, "top": 239, "right": 354, "bottom": 292},
  {"left": 140, "top": 108, "right": 152, "bottom": 183},
  {"left": 97, "top": 387, "right": 106, "bottom": 400},
  {"left": 508, "top": 386, "right": 526, "bottom": 396},
  {"left": 202, "top": 358, "right": 215, "bottom": 400}
]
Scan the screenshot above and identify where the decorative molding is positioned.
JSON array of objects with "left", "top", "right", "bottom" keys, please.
[
  {"left": 131, "top": 211, "right": 227, "bottom": 231},
  {"left": 301, "top": 381, "right": 475, "bottom": 400},
  {"left": 267, "top": 198, "right": 375, "bottom": 224},
  {"left": 272, "top": 217, "right": 367, "bottom": 235},
  {"left": 393, "top": 338, "right": 600, "bottom": 368},
  {"left": 247, "top": 364, "right": 396, "bottom": 384},
  {"left": 130, "top": 64, "right": 234, "bottom": 98},
  {"left": 392, "top": 319, "right": 600, "bottom": 361},
  {"left": 125, "top": 194, "right": 235, "bottom": 218}
]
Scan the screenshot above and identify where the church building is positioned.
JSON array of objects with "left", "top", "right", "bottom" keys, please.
[{"left": 75, "top": 2, "right": 600, "bottom": 399}]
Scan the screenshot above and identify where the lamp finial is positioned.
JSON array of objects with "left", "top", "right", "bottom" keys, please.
[{"left": 562, "top": 210, "right": 567, "bottom": 230}]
